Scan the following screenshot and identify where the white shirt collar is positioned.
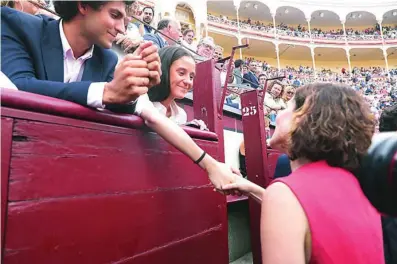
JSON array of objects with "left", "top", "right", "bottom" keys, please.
[{"left": 59, "top": 20, "right": 94, "bottom": 60}]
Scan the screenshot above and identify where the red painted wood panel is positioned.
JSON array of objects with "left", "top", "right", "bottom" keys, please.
[
  {"left": 4, "top": 189, "right": 226, "bottom": 264},
  {"left": 3, "top": 107, "right": 228, "bottom": 263},
  {"left": 240, "top": 90, "right": 270, "bottom": 264},
  {"left": 1, "top": 117, "right": 13, "bottom": 259},
  {"left": 9, "top": 120, "right": 218, "bottom": 201}
]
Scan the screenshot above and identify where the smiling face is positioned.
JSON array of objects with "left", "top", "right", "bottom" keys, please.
[
  {"left": 81, "top": 1, "right": 127, "bottom": 48},
  {"left": 271, "top": 83, "right": 283, "bottom": 98},
  {"left": 184, "top": 31, "right": 194, "bottom": 44},
  {"left": 169, "top": 56, "right": 196, "bottom": 99}
]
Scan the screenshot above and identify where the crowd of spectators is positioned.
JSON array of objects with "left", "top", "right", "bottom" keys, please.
[
  {"left": 208, "top": 13, "right": 397, "bottom": 41},
  {"left": 225, "top": 57, "right": 396, "bottom": 130}
]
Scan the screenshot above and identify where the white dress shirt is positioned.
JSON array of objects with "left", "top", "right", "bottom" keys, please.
[
  {"left": 59, "top": 21, "right": 106, "bottom": 108},
  {"left": 152, "top": 101, "right": 187, "bottom": 125},
  {"left": 0, "top": 71, "right": 18, "bottom": 90},
  {"left": 133, "top": 94, "right": 187, "bottom": 125}
]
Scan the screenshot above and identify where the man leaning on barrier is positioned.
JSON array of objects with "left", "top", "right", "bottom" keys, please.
[{"left": 1, "top": 0, "right": 241, "bottom": 194}]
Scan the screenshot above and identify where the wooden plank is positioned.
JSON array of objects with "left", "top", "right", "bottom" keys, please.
[
  {"left": 240, "top": 90, "right": 270, "bottom": 264},
  {"left": 2, "top": 107, "right": 218, "bottom": 142},
  {"left": 10, "top": 120, "right": 219, "bottom": 201},
  {"left": 4, "top": 189, "right": 227, "bottom": 264},
  {"left": 1, "top": 117, "right": 14, "bottom": 260},
  {"left": 119, "top": 227, "right": 227, "bottom": 264}
]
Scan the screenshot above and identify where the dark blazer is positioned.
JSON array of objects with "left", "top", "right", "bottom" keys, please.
[
  {"left": 1, "top": 7, "right": 118, "bottom": 107},
  {"left": 143, "top": 33, "right": 168, "bottom": 49},
  {"left": 273, "top": 154, "right": 292, "bottom": 178},
  {"left": 242, "top": 71, "right": 260, "bottom": 89}
]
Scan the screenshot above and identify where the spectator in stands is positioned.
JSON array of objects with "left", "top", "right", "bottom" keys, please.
[
  {"left": 213, "top": 45, "right": 224, "bottom": 61},
  {"left": 233, "top": 60, "right": 244, "bottom": 85},
  {"left": 114, "top": 1, "right": 143, "bottom": 56},
  {"left": 1, "top": 0, "right": 43, "bottom": 15},
  {"left": 258, "top": 73, "right": 266, "bottom": 89},
  {"left": 379, "top": 104, "right": 397, "bottom": 132},
  {"left": 136, "top": 6, "right": 154, "bottom": 34},
  {"left": 243, "top": 60, "right": 260, "bottom": 88},
  {"left": 147, "top": 46, "right": 206, "bottom": 129},
  {"left": 222, "top": 83, "right": 382, "bottom": 264},
  {"left": 2, "top": 1, "right": 161, "bottom": 111},
  {"left": 264, "top": 80, "right": 286, "bottom": 117},
  {"left": 282, "top": 86, "right": 295, "bottom": 103},
  {"left": 196, "top": 36, "right": 215, "bottom": 60},
  {"left": 181, "top": 29, "right": 196, "bottom": 50},
  {"left": 143, "top": 18, "right": 182, "bottom": 49}
]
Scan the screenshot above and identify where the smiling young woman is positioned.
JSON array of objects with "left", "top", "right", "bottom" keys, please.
[{"left": 148, "top": 46, "right": 207, "bottom": 130}]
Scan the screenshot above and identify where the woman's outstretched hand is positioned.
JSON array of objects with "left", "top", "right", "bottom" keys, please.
[{"left": 222, "top": 176, "right": 266, "bottom": 202}]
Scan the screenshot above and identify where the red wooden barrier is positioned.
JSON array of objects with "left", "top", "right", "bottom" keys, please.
[
  {"left": 1, "top": 83, "right": 228, "bottom": 263},
  {"left": 240, "top": 90, "right": 270, "bottom": 264}
]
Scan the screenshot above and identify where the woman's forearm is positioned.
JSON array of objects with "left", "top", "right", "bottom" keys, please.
[
  {"left": 141, "top": 107, "right": 217, "bottom": 171},
  {"left": 248, "top": 185, "right": 266, "bottom": 204}
]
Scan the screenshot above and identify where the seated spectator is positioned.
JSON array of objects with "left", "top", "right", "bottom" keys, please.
[
  {"left": 379, "top": 104, "right": 397, "bottom": 132},
  {"left": 213, "top": 45, "right": 224, "bottom": 61},
  {"left": 135, "top": 6, "right": 154, "bottom": 35},
  {"left": 147, "top": 46, "right": 207, "bottom": 130},
  {"left": 243, "top": 60, "right": 260, "bottom": 88},
  {"left": 258, "top": 73, "right": 266, "bottom": 89},
  {"left": 195, "top": 36, "right": 215, "bottom": 60},
  {"left": 181, "top": 28, "right": 196, "bottom": 51},
  {"left": 114, "top": 1, "right": 143, "bottom": 57},
  {"left": 222, "top": 83, "right": 382, "bottom": 263},
  {"left": 273, "top": 154, "right": 291, "bottom": 178},
  {"left": 264, "top": 80, "right": 286, "bottom": 123},
  {"left": 282, "top": 85, "right": 295, "bottom": 103},
  {"left": 233, "top": 59, "right": 244, "bottom": 85},
  {"left": 1, "top": 0, "right": 43, "bottom": 15},
  {"left": 1, "top": 1, "right": 158, "bottom": 110},
  {"left": 143, "top": 17, "right": 182, "bottom": 49}
]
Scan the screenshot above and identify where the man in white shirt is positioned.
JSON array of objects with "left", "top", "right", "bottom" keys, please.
[{"left": 2, "top": 1, "right": 160, "bottom": 111}]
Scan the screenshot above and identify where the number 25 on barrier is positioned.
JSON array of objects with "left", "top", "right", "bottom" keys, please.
[{"left": 242, "top": 106, "right": 257, "bottom": 117}]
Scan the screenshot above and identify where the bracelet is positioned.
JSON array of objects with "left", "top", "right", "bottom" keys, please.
[{"left": 194, "top": 151, "right": 206, "bottom": 164}]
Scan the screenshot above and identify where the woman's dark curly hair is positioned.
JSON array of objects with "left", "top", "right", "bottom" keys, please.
[
  {"left": 288, "top": 82, "right": 375, "bottom": 174},
  {"left": 54, "top": 1, "right": 134, "bottom": 21}
]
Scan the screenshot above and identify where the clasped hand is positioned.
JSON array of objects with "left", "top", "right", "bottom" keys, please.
[{"left": 103, "top": 42, "right": 161, "bottom": 104}]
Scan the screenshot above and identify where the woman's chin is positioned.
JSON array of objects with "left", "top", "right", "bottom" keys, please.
[{"left": 269, "top": 137, "right": 288, "bottom": 152}]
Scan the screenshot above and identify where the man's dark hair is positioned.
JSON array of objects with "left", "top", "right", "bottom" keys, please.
[
  {"left": 157, "top": 18, "right": 171, "bottom": 30},
  {"left": 54, "top": 1, "right": 133, "bottom": 21},
  {"left": 379, "top": 104, "right": 397, "bottom": 132},
  {"left": 234, "top": 59, "right": 244, "bottom": 68},
  {"left": 183, "top": 29, "right": 194, "bottom": 36},
  {"left": 142, "top": 6, "right": 154, "bottom": 15}
]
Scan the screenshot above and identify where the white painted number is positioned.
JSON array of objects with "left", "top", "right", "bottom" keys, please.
[{"left": 242, "top": 106, "right": 257, "bottom": 117}]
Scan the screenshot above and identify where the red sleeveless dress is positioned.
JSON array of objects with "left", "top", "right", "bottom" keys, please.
[{"left": 273, "top": 160, "right": 384, "bottom": 264}]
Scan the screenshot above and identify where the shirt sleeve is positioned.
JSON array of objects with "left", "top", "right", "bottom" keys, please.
[
  {"left": 134, "top": 93, "right": 156, "bottom": 116},
  {"left": 87, "top": 82, "right": 106, "bottom": 108}
]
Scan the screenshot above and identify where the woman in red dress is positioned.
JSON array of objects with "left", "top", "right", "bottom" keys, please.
[{"left": 223, "top": 83, "right": 384, "bottom": 264}]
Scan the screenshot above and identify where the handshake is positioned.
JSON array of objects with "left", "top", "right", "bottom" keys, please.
[{"left": 103, "top": 42, "right": 161, "bottom": 105}]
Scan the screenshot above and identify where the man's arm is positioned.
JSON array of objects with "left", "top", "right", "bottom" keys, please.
[{"left": 1, "top": 17, "right": 92, "bottom": 106}]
